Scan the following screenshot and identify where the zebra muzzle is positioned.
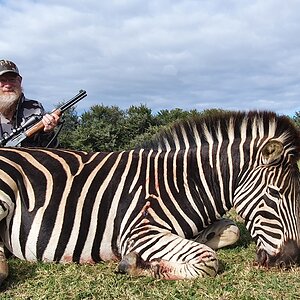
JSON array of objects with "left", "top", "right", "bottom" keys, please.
[{"left": 256, "top": 240, "right": 300, "bottom": 268}]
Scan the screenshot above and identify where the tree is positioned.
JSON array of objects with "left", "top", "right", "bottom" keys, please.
[
  {"left": 121, "top": 105, "right": 156, "bottom": 149},
  {"left": 155, "top": 108, "right": 192, "bottom": 126},
  {"left": 293, "top": 111, "right": 300, "bottom": 128},
  {"left": 68, "top": 105, "right": 126, "bottom": 152},
  {"left": 58, "top": 106, "right": 80, "bottom": 149}
]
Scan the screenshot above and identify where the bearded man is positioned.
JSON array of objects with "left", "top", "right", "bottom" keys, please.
[{"left": 0, "top": 60, "right": 60, "bottom": 147}]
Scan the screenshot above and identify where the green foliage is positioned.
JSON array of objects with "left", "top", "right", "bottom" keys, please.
[
  {"left": 121, "top": 105, "right": 156, "bottom": 150},
  {"left": 293, "top": 111, "right": 300, "bottom": 128},
  {"left": 58, "top": 106, "right": 80, "bottom": 149},
  {"left": 58, "top": 104, "right": 156, "bottom": 152},
  {"left": 126, "top": 125, "right": 163, "bottom": 149},
  {"left": 70, "top": 105, "right": 126, "bottom": 152},
  {"left": 155, "top": 108, "right": 194, "bottom": 125},
  {"left": 155, "top": 108, "right": 226, "bottom": 126}
]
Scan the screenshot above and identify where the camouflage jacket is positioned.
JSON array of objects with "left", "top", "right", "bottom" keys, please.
[{"left": 0, "top": 94, "right": 57, "bottom": 147}]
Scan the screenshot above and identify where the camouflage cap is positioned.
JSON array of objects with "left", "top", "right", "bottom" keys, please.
[{"left": 0, "top": 60, "right": 20, "bottom": 76}]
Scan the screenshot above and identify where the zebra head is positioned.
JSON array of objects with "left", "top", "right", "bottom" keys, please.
[{"left": 234, "top": 136, "right": 300, "bottom": 268}]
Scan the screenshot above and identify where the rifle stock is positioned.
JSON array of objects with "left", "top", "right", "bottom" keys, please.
[
  {"left": 1, "top": 90, "right": 87, "bottom": 147},
  {"left": 25, "top": 108, "right": 62, "bottom": 138}
]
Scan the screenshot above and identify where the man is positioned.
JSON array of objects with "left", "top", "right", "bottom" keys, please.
[{"left": 0, "top": 59, "right": 60, "bottom": 147}]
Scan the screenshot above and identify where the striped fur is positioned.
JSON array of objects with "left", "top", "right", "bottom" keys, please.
[{"left": 0, "top": 111, "right": 299, "bottom": 279}]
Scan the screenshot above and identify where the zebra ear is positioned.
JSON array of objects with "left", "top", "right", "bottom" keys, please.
[{"left": 261, "top": 140, "right": 284, "bottom": 165}]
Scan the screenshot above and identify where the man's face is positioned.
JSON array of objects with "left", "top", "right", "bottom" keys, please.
[
  {"left": 0, "top": 73, "right": 22, "bottom": 94},
  {"left": 0, "top": 73, "right": 22, "bottom": 110}
]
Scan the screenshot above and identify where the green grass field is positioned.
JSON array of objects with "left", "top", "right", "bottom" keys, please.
[{"left": 0, "top": 219, "right": 299, "bottom": 300}]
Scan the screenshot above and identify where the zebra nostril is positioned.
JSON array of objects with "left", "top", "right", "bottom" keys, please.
[{"left": 256, "top": 249, "right": 270, "bottom": 267}]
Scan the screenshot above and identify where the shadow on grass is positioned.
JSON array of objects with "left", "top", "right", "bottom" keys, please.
[
  {"left": 235, "top": 221, "right": 252, "bottom": 247},
  {"left": 0, "top": 259, "right": 40, "bottom": 292}
]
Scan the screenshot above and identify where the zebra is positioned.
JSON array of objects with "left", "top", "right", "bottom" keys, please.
[{"left": 0, "top": 110, "right": 298, "bottom": 284}]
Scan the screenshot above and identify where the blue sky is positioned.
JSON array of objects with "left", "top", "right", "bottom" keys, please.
[{"left": 1, "top": 0, "right": 299, "bottom": 115}]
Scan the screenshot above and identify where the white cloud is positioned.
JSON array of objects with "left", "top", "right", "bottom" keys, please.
[{"left": 0, "top": 0, "right": 299, "bottom": 115}]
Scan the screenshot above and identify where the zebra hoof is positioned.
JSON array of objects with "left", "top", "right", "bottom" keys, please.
[
  {"left": 194, "top": 219, "right": 240, "bottom": 250},
  {"left": 118, "top": 252, "right": 139, "bottom": 275}
]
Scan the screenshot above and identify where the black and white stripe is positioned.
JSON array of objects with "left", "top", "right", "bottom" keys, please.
[{"left": 0, "top": 111, "right": 299, "bottom": 279}]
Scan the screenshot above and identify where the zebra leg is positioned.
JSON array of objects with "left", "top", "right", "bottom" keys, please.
[
  {"left": 0, "top": 242, "right": 8, "bottom": 286},
  {"left": 118, "top": 232, "right": 218, "bottom": 280},
  {"left": 193, "top": 219, "right": 240, "bottom": 250}
]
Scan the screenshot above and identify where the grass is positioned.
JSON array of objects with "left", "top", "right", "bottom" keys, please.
[{"left": 0, "top": 219, "right": 299, "bottom": 300}]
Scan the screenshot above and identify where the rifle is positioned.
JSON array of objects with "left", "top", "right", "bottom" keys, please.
[{"left": 0, "top": 89, "right": 87, "bottom": 147}]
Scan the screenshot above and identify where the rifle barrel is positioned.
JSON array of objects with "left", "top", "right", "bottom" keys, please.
[{"left": 60, "top": 90, "right": 87, "bottom": 113}]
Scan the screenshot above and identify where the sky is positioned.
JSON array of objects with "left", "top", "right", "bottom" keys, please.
[{"left": 1, "top": 0, "right": 300, "bottom": 116}]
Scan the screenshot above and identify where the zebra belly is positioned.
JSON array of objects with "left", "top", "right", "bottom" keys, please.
[
  {"left": 8, "top": 230, "right": 119, "bottom": 264},
  {"left": 7, "top": 208, "right": 120, "bottom": 263}
]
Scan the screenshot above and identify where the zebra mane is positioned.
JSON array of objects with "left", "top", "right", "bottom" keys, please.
[{"left": 141, "top": 110, "right": 300, "bottom": 159}]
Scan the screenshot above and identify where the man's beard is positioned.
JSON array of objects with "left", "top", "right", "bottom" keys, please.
[{"left": 0, "top": 89, "right": 22, "bottom": 117}]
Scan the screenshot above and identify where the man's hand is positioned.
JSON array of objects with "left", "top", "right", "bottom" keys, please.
[{"left": 42, "top": 113, "right": 60, "bottom": 132}]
